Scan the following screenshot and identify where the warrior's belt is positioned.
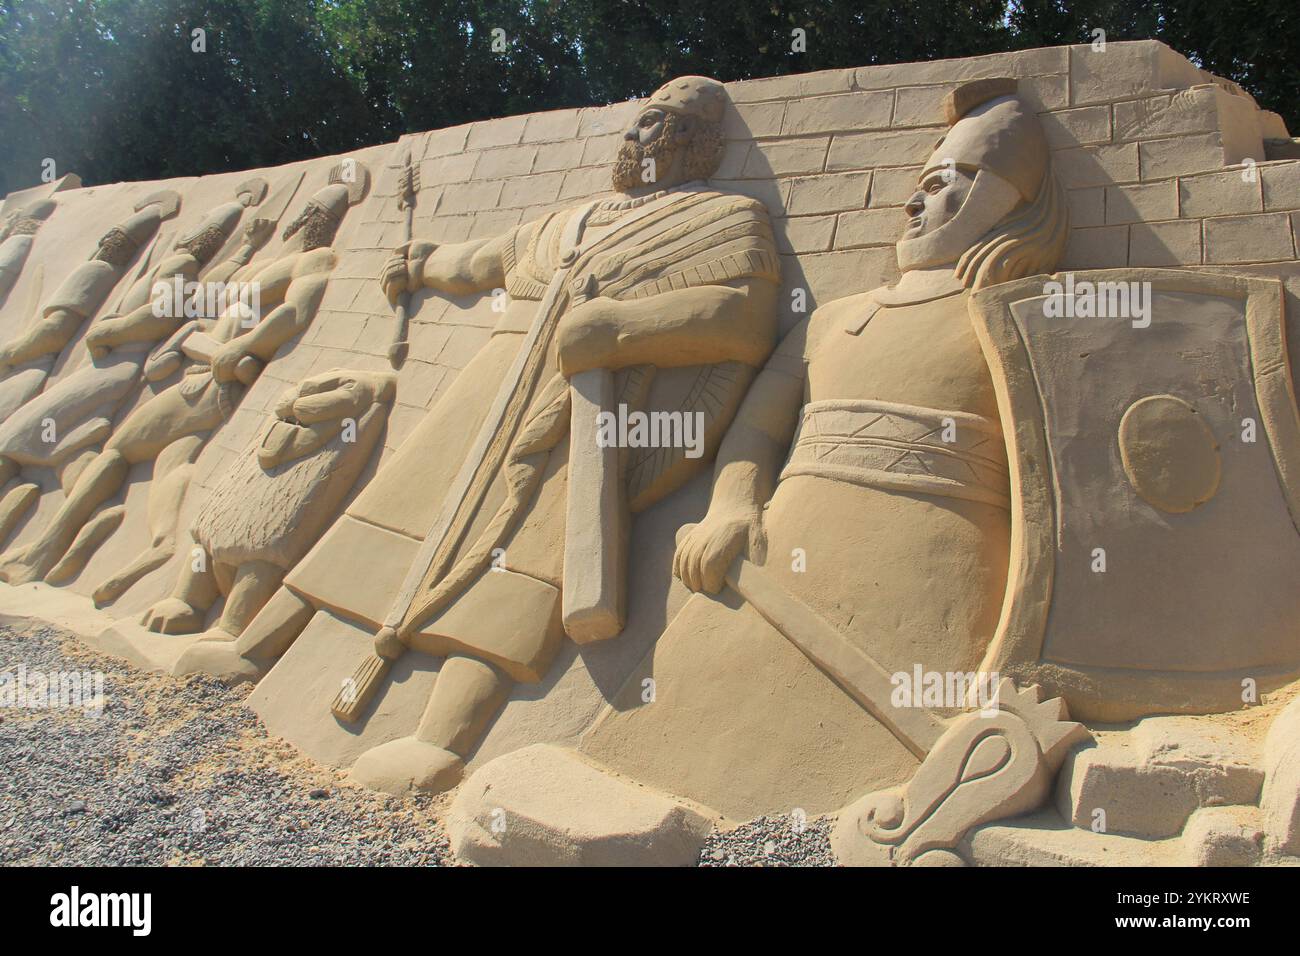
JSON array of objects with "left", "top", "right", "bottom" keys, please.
[{"left": 779, "top": 399, "right": 1010, "bottom": 510}]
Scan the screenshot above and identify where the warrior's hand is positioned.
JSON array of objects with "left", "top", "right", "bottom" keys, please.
[
  {"left": 380, "top": 240, "right": 436, "bottom": 303},
  {"left": 144, "top": 350, "right": 182, "bottom": 382},
  {"left": 673, "top": 509, "right": 761, "bottom": 595},
  {"left": 374, "top": 625, "right": 405, "bottom": 660},
  {"left": 84, "top": 322, "right": 118, "bottom": 360},
  {"left": 210, "top": 341, "right": 247, "bottom": 382},
  {"left": 243, "top": 217, "right": 275, "bottom": 249}
]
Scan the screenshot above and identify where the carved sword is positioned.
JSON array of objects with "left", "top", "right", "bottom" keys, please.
[{"left": 724, "top": 556, "right": 947, "bottom": 758}]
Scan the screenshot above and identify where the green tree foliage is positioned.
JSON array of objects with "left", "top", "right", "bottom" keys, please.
[
  {"left": 1, "top": 0, "right": 1296, "bottom": 194},
  {"left": 0, "top": 0, "right": 380, "bottom": 192}
]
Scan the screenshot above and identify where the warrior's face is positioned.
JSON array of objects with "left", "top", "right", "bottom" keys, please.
[
  {"left": 902, "top": 167, "right": 976, "bottom": 242},
  {"left": 895, "top": 160, "right": 1024, "bottom": 275},
  {"left": 612, "top": 107, "right": 721, "bottom": 194}
]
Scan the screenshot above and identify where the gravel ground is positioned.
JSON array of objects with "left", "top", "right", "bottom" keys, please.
[
  {"left": 1, "top": 621, "right": 836, "bottom": 867},
  {"left": 0, "top": 623, "right": 452, "bottom": 866},
  {"left": 698, "top": 814, "right": 836, "bottom": 866}
]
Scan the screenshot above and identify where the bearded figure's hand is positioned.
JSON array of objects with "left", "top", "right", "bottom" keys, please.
[
  {"left": 380, "top": 240, "right": 436, "bottom": 304},
  {"left": 673, "top": 508, "right": 764, "bottom": 595},
  {"left": 374, "top": 625, "right": 405, "bottom": 660}
]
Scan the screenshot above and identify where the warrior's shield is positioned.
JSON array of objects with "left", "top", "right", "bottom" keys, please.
[{"left": 970, "top": 269, "right": 1300, "bottom": 721}]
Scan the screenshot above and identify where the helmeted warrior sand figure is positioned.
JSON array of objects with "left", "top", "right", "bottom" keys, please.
[
  {"left": 0, "top": 181, "right": 270, "bottom": 576},
  {"left": 177, "top": 76, "right": 783, "bottom": 796},
  {"left": 0, "top": 164, "right": 368, "bottom": 586},
  {"left": 0, "top": 191, "right": 180, "bottom": 425},
  {"left": 0, "top": 198, "right": 57, "bottom": 306},
  {"left": 141, "top": 369, "right": 396, "bottom": 642},
  {"left": 582, "top": 78, "right": 1071, "bottom": 816},
  {"left": 0, "top": 191, "right": 181, "bottom": 548}
]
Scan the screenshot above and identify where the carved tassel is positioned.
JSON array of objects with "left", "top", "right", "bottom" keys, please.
[{"left": 331, "top": 653, "right": 391, "bottom": 722}]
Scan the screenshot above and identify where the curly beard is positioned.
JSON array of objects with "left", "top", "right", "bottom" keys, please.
[
  {"left": 91, "top": 227, "right": 138, "bottom": 269},
  {"left": 176, "top": 223, "right": 229, "bottom": 264},
  {"left": 281, "top": 204, "right": 338, "bottom": 251},
  {"left": 611, "top": 113, "right": 724, "bottom": 193}
]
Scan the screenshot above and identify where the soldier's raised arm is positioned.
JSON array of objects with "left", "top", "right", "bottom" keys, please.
[
  {"left": 380, "top": 223, "right": 531, "bottom": 301},
  {"left": 0, "top": 198, "right": 174, "bottom": 369}
]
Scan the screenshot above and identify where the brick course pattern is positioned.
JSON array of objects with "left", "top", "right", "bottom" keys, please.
[{"left": 3, "top": 40, "right": 1300, "bottom": 599}]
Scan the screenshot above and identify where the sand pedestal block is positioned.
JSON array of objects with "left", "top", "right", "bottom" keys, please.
[
  {"left": 964, "top": 809, "right": 1182, "bottom": 866},
  {"left": 0, "top": 582, "right": 208, "bottom": 673},
  {"left": 965, "top": 803, "right": 1270, "bottom": 867},
  {"left": 446, "top": 744, "right": 715, "bottom": 866},
  {"left": 1055, "top": 716, "right": 1263, "bottom": 840}
]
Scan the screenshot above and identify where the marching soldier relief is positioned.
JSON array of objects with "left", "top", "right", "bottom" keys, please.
[{"left": 5, "top": 41, "right": 1300, "bottom": 868}]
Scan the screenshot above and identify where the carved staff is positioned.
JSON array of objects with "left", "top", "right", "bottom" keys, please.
[
  {"left": 331, "top": 193, "right": 680, "bottom": 722},
  {"left": 331, "top": 266, "right": 572, "bottom": 722},
  {"left": 386, "top": 151, "right": 421, "bottom": 368}
]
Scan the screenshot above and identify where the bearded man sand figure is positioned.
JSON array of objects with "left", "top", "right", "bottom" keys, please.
[
  {"left": 582, "top": 79, "right": 1070, "bottom": 816},
  {"left": 177, "top": 76, "right": 782, "bottom": 795}
]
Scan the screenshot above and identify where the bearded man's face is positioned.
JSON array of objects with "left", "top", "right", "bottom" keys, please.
[
  {"left": 177, "top": 222, "right": 230, "bottom": 265},
  {"left": 614, "top": 108, "right": 680, "bottom": 192},
  {"left": 281, "top": 202, "right": 339, "bottom": 251}
]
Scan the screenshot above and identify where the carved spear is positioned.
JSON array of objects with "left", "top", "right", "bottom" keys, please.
[{"left": 386, "top": 150, "right": 421, "bottom": 368}]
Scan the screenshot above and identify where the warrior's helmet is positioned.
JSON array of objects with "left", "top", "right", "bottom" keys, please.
[{"left": 899, "top": 78, "right": 1068, "bottom": 289}]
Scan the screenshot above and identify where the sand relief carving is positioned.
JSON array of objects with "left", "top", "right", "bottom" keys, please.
[
  {"left": 0, "top": 198, "right": 57, "bottom": 307},
  {"left": 2, "top": 59, "right": 1295, "bottom": 866},
  {"left": 83, "top": 176, "right": 322, "bottom": 605},
  {"left": 572, "top": 78, "right": 1300, "bottom": 863},
  {"left": 178, "top": 76, "right": 783, "bottom": 796},
  {"left": 87, "top": 184, "right": 290, "bottom": 604},
  {"left": 143, "top": 369, "right": 396, "bottom": 645},
  {"left": 0, "top": 190, "right": 181, "bottom": 427},
  {"left": 585, "top": 79, "right": 1078, "bottom": 856},
  {"left": 0, "top": 180, "right": 270, "bottom": 585},
  {"left": 0, "top": 163, "right": 369, "bottom": 588},
  {"left": 0, "top": 190, "right": 183, "bottom": 547}
]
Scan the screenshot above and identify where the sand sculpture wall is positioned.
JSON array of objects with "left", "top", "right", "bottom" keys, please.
[{"left": 4, "top": 40, "right": 1300, "bottom": 866}]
